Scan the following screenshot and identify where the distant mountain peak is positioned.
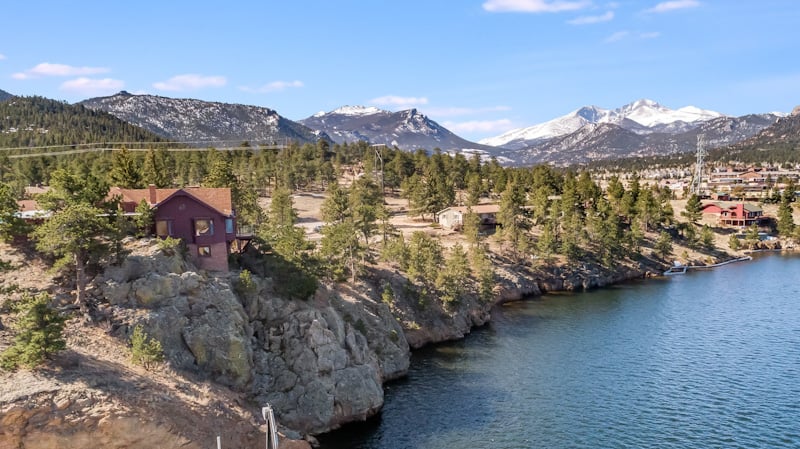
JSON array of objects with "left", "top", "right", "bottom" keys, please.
[
  {"left": 481, "top": 99, "right": 726, "bottom": 149},
  {"left": 329, "top": 105, "right": 384, "bottom": 116},
  {"left": 80, "top": 93, "right": 323, "bottom": 145},
  {"left": 299, "top": 106, "right": 495, "bottom": 154}
]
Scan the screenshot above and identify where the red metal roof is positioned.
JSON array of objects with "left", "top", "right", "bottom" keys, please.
[{"left": 108, "top": 186, "right": 234, "bottom": 216}]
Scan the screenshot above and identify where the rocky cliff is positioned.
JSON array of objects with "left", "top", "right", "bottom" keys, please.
[{"left": 1, "top": 238, "right": 659, "bottom": 447}]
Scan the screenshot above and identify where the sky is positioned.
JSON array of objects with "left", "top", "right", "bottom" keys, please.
[{"left": 2, "top": 0, "right": 799, "bottom": 142}]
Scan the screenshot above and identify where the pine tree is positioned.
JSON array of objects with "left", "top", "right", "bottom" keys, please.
[
  {"left": 109, "top": 147, "right": 143, "bottom": 188},
  {"left": 32, "top": 203, "right": 113, "bottom": 308},
  {"left": 0, "top": 182, "right": 26, "bottom": 242},
  {"left": 777, "top": 192, "right": 795, "bottom": 237},
  {"left": 729, "top": 234, "right": 741, "bottom": 250},
  {"left": 134, "top": 198, "right": 154, "bottom": 236},
  {"left": 700, "top": 225, "right": 715, "bottom": 249},
  {"left": 655, "top": 231, "right": 673, "bottom": 259},
  {"left": 1, "top": 293, "right": 66, "bottom": 370},
  {"left": 436, "top": 244, "right": 470, "bottom": 305},
  {"left": 682, "top": 193, "right": 703, "bottom": 223},
  {"left": 142, "top": 148, "right": 170, "bottom": 188},
  {"left": 129, "top": 325, "right": 164, "bottom": 370}
]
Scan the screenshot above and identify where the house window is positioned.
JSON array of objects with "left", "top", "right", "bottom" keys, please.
[
  {"left": 194, "top": 218, "right": 214, "bottom": 236},
  {"left": 155, "top": 220, "right": 173, "bottom": 237},
  {"left": 225, "top": 218, "right": 234, "bottom": 234},
  {"left": 198, "top": 246, "right": 211, "bottom": 257}
]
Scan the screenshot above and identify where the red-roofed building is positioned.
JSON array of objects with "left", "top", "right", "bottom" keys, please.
[
  {"left": 701, "top": 201, "right": 764, "bottom": 228},
  {"left": 109, "top": 185, "right": 237, "bottom": 272}
]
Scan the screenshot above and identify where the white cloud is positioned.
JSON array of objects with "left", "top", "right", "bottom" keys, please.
[
  {"left": 239, "top": 80, "right": 304, "bottom": 93},
  {"left": 12, "top": 62, "right": 110, "bottom": 80},
  {"left": 644, "top": 0, "right": 700, "bottom": 13},
  {"left": 59, "top": 77, "right": 125, "bottom": 96},
  {"left": 153, "top": 74, "right": 227, "bottom": 91},
  {"left": 640, "top": 31, "right": 661, "bottom": 39},
  {"left": 483, "top": 0, "right": 592, "bottom": 13},
  {"left": 604, "top": 30, "right": 660, "bottom": 43},
  {"left": 426, "top": 105, "right": 511, "bottom": 117},
  {"left": 604, "top": 31, "right": 630, "bottom": 43},
  {"left": 0, "top": 54, "right": 6, "bottom": 61},
  {"left": 443, "top": 119, "right": 514, "bottom": 134},
  {"left": 568, "top": 10, "right": 614, "bottom": 25},
  {"left": 370, "top": 95, "right": 429, "bottom": 107}
]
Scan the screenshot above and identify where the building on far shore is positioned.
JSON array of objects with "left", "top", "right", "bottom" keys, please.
[
  {"left": 701, "top": 201, "right": 764, "bottom": 228},
  {"left": 437, "top": 204, "right": 500, "bottom": 230}
]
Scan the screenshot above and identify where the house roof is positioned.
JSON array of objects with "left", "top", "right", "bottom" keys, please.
[
  {"left": 108, "top": 186, "right": 234, "bottom": 216},
  {"left": 701, "top": 201, "right": 762, "bottom": 213},
  {"left": 437, "top": 204, "right": 500, "bottom": 215},
  {"left": 15, "top": 199, "right": 51, "bottom": 219},
  {"left": 743, "top": 203, "right": 762, "bottom": 212}
]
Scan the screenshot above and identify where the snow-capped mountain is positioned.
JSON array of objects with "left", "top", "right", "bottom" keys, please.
[
  {"left": 481, "top": 99, "right": 725, "bottom": 150},
  {"left": 496, "top": 113, "right": 782, "bottom": 166},
  {"left": 80, "top": 91, "right": 325, "bottom": 145},
  {"left": 299, "top": 106, "right": 498, "bottom": 153}
]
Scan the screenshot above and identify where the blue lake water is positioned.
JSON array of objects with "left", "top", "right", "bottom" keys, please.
[{"left": 319, "top": 253, "right": 800, "bottom": 449}]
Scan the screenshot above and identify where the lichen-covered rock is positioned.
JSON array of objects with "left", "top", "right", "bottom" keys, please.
[{"left": 248, "top": 296, "right": 386, "bottom": 434}]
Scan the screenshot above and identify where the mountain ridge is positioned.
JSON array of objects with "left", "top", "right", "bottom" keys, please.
[
  {"left": 299, "top": 106, "right": 499, "bottom": 155},
  {"left": 80, "top": 92, "right": 327, "bottom": 146},
  {"left": 480, "top": 99, "right": 725, "bottom": 150}
]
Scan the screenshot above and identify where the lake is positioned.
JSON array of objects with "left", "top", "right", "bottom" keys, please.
[{"left": 319, "top": 253, "right": 800, "bottom": 449}]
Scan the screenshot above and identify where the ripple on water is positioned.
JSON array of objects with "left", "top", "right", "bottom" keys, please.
[{"left": 319, "top": 255, "right": 800, "bottom": 449}]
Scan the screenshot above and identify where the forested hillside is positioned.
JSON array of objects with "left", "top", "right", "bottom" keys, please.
[
  {"left": 0, "top": 96, "right": 170, "bottom": 149},
  {"left": 0, "top": 89, "right": 13, "bottom": 102}
]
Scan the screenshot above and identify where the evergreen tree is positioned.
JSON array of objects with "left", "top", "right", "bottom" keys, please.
[
  {"left": 0, "top": 182, "right": 26, "bottom": 242},
  {"left": 682, "top": 193, "right": 703, "bottom": 223},
  {"left": 37, "top": 168, "right": 110, "bottom": 211},
  {"left": 268, "top": 187, "right": 297, "bottom": 229},
  {"left": 350, "top": 175, "right": 383, "bottom": 246},
  {"left": 406, "top": 231, "right": 443, "bottom": 286},
  {"left": 32, "top": 203, "right": 113, "bottom": 308},
  {"left": 745, "top": 224, "right": 760, "bottom": 249},
  {"left": 320, "top": 221, "right": 363, "bottom": 282},
  {"left": 108, "top": 147, "right": 143, "bottom": 188},
  {"left": 142, "top": 148, "right": 170, "bottom": 188},
  {"left": 729, "top": 234, "right": 741, "bottom": 250},
  {"left": 655, "top": 231, "right": 673, "bottom": 259},
  {"left": 777, "top": 191, "right": 795, "bottom": 237},
  {"left": 134, "top": 198, "right": 154, "bottom": 236},
  {"left": 436, "top": 244, "right": 470, "bottom": 305},
  {"left": 700, "top": 225, "right": 715, "bottom": 249},
  {"left": 498, "top": 180, "right": 527, "bottom": 257},
  {"left": 321, "top": 182, "right": 351, "bottom": 224},
  {"left": 0, "top": 293, "right": 66, "bottom": 370}
]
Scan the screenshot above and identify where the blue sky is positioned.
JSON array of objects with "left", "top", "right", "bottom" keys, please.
[{"left": 2, "top": 0, "right": 799, "bottom": 141}]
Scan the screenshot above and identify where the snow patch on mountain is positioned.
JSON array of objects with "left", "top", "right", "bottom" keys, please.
[{"left": 481, "top": 99, "right": 726, "bottom": 149}]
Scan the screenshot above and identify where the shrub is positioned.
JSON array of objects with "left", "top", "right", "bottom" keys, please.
[
  {"left": 130, "top": 325, "right": 164, "bottom": 370},
  {"left": 236, "top": 269, "right": 256, "bottom": 295},
  {"left": 381, "top": 283, "right": 395, "bottom": 305},
  {"left": 0, "top": 293, "right": 66, "bottom": 371},
  {"left": 157, "top": 236, "right": 185, "bottom": 257}
]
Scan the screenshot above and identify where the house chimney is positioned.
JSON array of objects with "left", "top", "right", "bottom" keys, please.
[{"left": 148, "top": 184, "right": 157, "bottom": 204}]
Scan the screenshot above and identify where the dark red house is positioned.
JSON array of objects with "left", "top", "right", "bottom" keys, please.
[{"left": 110, "top": 185, "right": 236, "bottom": 272}]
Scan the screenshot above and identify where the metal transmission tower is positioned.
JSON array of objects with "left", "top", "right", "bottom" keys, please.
[{"left": 691, "top": 135, "right": 707, "bottom": 196}]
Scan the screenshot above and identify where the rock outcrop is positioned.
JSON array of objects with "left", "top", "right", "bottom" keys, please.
[
  {"left": 1, "top": 236, "right": 663, "bottom": 446},
  {"left": 90, "top": 239, "right": 410, "bottom": 435}
]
